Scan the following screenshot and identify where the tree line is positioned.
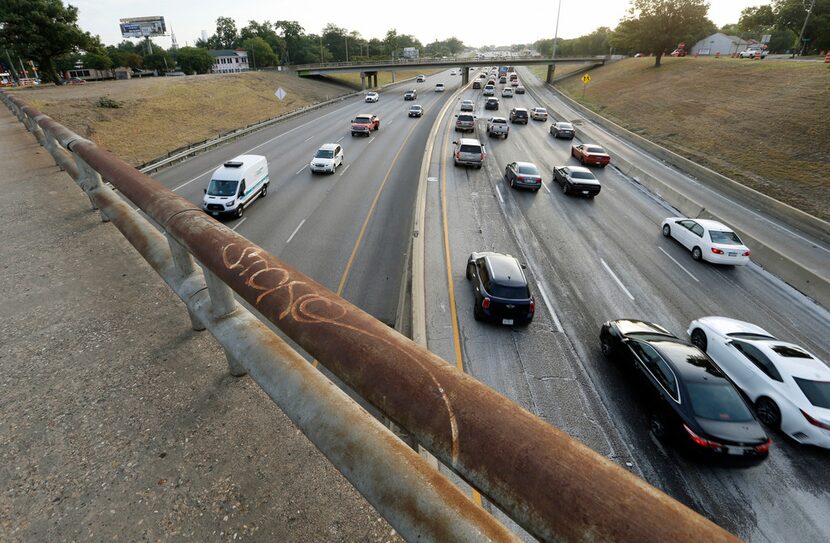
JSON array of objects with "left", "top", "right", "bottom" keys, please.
[
  {"left": 0, "top": 0, "right": 466, "bottom": 84},
  {"left": 533, "top": 0, "right": 829, "bottom": 67}
]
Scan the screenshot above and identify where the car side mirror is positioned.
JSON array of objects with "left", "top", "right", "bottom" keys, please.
[
  {"left": 452, "top": 141, "right": 457, "bottom": 145},
  {"left": 203, "top": 188, "right": 207, "bottom": 194},
  {"left": 521, "top": 264, "right": 527, "bottom": 270}
]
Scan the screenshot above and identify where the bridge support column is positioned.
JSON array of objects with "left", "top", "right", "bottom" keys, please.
[
  {"left": 72, "top": 154, "right": 110, "bottom": 222},
  {"left": 373, "top": 73, "right": 378, "bottom": 88},
  {"left": 360, "top": 72, "right": 366, "bottom": 90},
  {"left": 462, "top": 67, "right": 469, "bottom": 85},
  {"left": 546, "top": 64, "right": 556, "bottom": 84},
  {"left": 203, "top": 268, "right": 248, "bottom": 377}
]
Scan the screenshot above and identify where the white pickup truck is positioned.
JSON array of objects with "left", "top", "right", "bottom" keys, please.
[{"left": 487, "top": 117, "right": 509, "bottom": 139}]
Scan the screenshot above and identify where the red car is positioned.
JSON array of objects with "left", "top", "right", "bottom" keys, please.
[{"left": 571, "top": 143, "right": 610, "bottom": 167}]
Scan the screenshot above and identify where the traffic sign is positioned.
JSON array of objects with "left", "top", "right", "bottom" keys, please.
[
  {"left": 581, "top": 74, "right": 592, "bottom": 84},
  {"left": 275, "top": 87, "right": 287, "bottom": 101}
]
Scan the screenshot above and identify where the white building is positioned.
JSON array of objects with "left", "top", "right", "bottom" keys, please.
[
  {"left": 209, "top": 49, "right": 249, "bottom": 73},
  {"left": 690, "top": 33, "right": 751, "bottom": 56}
]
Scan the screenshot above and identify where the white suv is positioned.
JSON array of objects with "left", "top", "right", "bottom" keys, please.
[
  {"left": 365, "top": 91, "right": 380, "bottom": 102},
  {"left": 310, "top": 143, "right": 344, "bottom": 174}
]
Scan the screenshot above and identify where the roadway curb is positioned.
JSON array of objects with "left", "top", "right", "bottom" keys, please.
[{"left": 521, "top": 70, "right": 830, "bottom": 309}]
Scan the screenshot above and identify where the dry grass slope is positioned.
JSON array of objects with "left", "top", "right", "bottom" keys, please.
[
  {"left": 14, "top": 71, "right": 352, "bottom": 166},
  {"left": 552, "top": 57, "right": 830, "bottom": 221}
]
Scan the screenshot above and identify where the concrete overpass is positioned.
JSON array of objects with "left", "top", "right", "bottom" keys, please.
[{"left": 293, "top": 56, "right": 606, "bottom": 88}]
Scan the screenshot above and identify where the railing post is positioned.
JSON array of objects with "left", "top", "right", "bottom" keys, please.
[
  {"left": 168, "top": 237, "right": 207, "bottom": 332},
  {"left": 202, "top": 267, "right": 247, "bottom": 377},
  {"left": 72, "top": 154, "right": 110, "bottom": 221}
]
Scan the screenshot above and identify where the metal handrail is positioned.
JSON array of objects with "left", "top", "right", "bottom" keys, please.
[
  {"left": 2, "top": 90, "right": 740, "bottom": 543},
  {"left": 293, "top": 56, "right": 602, "bottom": 70}
]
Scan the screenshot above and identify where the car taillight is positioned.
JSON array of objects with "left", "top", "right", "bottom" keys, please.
[
  {"left": 711, "top": 248, "right": 725, "bottom": 255},
  {"left": 801, "top": 409, "right": 830, "bottom": 431},
  {"left": 743, "top": 251, "right": 752, "bottom": 256},
  {"left": 517, "top": 176, "right": 524, "bottom": 181},
  {"left": 754, "top": 439, "right": 772, "bottom": 453},
  {"left": 480, "top": 153, "right": 485, "bottom": 161},
  {"left": 482, "top": 297, "right": 491, "bottom": 309},
  {"left": 456, "top": 151, "right": 461, "bottom": 159},
  {"left": 683, "top": 424, "right": 723, "bottom": 449},
  {"left": 529, "top": 300, "right": 535, "bottom": 313}
]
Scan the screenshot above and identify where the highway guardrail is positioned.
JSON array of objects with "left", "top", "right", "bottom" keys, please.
[{"left": 2, "top": 90, "right": 740, "bottom": 543}]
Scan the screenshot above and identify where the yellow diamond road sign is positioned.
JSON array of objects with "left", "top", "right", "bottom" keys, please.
[{"left": 581, "top": 74, "right": 592, "bottom": 84}]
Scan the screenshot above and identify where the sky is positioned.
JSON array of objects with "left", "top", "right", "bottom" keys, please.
[{"left": 72, "top": 0, "right": 768, "bottom": 49}]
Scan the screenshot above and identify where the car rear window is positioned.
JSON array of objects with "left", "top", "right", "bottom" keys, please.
[
  {"left": 794, "top": 378, "right": 830, "bottom": 408},
  {"left": 489, "top": 284, "right": 530, "bottom": 299},
  {"left": 458, "top": 115, "right": 474, "bottom": 122},
  {"left": 771, "top": 345, "right": 812, "bottom": 358},
  {"left": 518, "top": 165, "right": 539, "bottom": 175},
  {"left": 558, "top": 123, "right": 573, "bottom": 130},
  {"left": 686, "top": 383, "right": 755, "bottom": 422},
  {"left": 459, "top": 144, "right": 482, "bottom": 153},
  {"left": 570, "top": 171, "right": 596, "bottom": 180},
  {"left": 514, "top": 110, "right": 527, "bottom": 116},
  {"left": 709, "top": 230, "right": 743, "bottom": 244},
  {"left": 585, "top": 146, "right": 606, "bottom": 154}
]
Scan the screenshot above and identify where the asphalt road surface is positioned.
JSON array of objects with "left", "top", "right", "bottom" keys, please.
[{"left": 421, "top": 67, "right": 830, "bottom": 542}]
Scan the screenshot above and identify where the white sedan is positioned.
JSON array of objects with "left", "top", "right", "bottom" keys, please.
[
  {"left": 365, "top": 91, "right": 379, "bottom": 103},
  {"left": 661, "top": 217, "right": 751, "bottom": 265},
  {"left": 688, "top": 316, "right": 830, "bottom": 448}
]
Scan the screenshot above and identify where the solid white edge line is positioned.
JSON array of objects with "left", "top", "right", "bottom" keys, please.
[
  {"left": 173, "top": 166, "right": 215, "bottom": 191},
  {"left": 495, "top": 185, "right": 504, "bottom": 204},
  {"left": 296, "top": 164, "right": 308, "bottom": 175},
  {"left": 339, "top": 163, "right": 351, "bottom": 176},
  {"left": 286, "top": 219, "right": 306, "bottom": 244},
  {"left": 231, "top": 217, "right": 246, "bottom": 231},
  {"left": 600, "top": 258, "right": 635, "bottom": 301},
  {"left": 658, "top": 246, "right": 700, "bottom": 283}
]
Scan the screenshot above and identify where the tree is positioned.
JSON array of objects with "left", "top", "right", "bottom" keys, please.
[
  {"left": 773, "top": 0, "right": 830, "bottom": 53},
  {"left": 241, "top": 37, "right": 277, "bottom": 68},
  {"left": 322, "top": 23, "right": 348, "bottom": 61},
  {"left": 738, "top": 5, "right": 776, "bottom": 34},
  {"left": 214, "top": 17, "right": 239, "bottom": 49},
  {"left": 611, "top": 0, "right": 715, "bottom": 66},
  {"left": 240, "top": 20, "right": 286, "bottom": 61},
  {"left": 0, "top": 0, "right": 96, "bottom": 83},
  {"left": 175, "top": 47, "right": 214, "bottom": 74},
  {"left": 83, "top": 51, "right": 111, "bottom": 71},
  {"left": 105, "top": 46, "right": 128, "bottom": 68},
  {"left": 274, "top": 20, "right": 305, "bottom": 63},
  {"left": 143, "top": 49, "right": 173, "bottom": 72},
  {"left": 384, "top": 28, "right": 398, "bottom": 57}
]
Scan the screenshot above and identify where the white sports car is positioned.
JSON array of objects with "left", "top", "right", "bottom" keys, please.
[
  {"left": 688, "top": 316, "right": 830, "bottom": 449},
  {"left": 661, "top": 217, "right": 751, "bottom": 265}
]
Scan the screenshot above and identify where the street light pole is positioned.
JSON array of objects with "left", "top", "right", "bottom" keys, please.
[
  {"left": 345, "top": 36, "right": 349, "bottom": 62},
  {"left": 795, "top": 0, "right": 816, "bottom": 57},
  {"left": 552, "top": 0, "right": 562, "bottom": 59}
]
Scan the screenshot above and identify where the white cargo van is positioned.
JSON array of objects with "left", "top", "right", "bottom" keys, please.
[{"left": 202, "top": 155, "right": 269, "bottom": 219}]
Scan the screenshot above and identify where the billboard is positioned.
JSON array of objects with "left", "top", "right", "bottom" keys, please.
[{"left": 119, "top": 16, "right": 166, "bottom": 38}]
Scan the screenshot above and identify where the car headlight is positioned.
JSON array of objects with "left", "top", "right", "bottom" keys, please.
[{"left": 225, "top": 200, "right": 236, "bottom": 208}]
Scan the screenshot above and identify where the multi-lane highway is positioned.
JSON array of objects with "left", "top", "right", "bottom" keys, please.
[
  {"left": 421, "top": 66, "right": 830, "bottom": 542},
  {"left": 149, "top": 65, "right": 830, "bottom": 541}
]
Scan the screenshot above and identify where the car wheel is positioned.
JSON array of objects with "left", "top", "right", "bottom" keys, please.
[
  {"left": 260, "top": 183, "right": 268, "bottom": 198},
  {"left": 466, "top": 263, "right": 474, "bottom": 280},
  {"left": 580, "top": 156, "right": 586, "bottom": 165},
  {"left": 571, "top": 148, "right": 575, "bottom": 156},
  {"left": 509, "top": 176, "right": 515, "bottom": 188},
  {"left": 473, "top": 300, "right": 483, "bottom": 321},
  {"left": 690, "top": 329, "right": 707, "bottom": 352},
  {"left": 332, "top": 163, "right": 336, "bottom": 174},
  {"left": 662, "top": 224, "right": 671, "bottom": 238},
  {"left": 649, "top": 412, "right": 668, "bottom": 440},
  {"left": 351, "top": 132, "right": 356, "bottom": 137},
  {"left": 562, "top": 182, "right": 569, "bottom": 195},
  {"left": 236, "top": 205, "right": 244, "bottom": 219},
  {"left": 691, "top": 246, "right": 702, "bottom": 261},
  {"left": 755, "top": 397, "right": 782, "bottom": 429},
  {"left": 600, "top": 337, "right": 616, "bottom": 359}
]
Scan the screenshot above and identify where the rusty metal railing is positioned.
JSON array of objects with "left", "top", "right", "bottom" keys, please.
[{"left": 1, "top": 90, "right": 740, "bottom": 543}]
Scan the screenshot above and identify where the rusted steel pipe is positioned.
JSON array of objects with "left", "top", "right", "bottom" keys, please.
[
  {"left": 65, "top": 136, "right": 739, "bottom": 543},
  {"left": 2, "top": 91, "right": 740, "bottom": 542}
]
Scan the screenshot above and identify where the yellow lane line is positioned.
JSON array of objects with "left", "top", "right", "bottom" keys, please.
[{"left": 439, "top": 113, "right": 483, "bottom": 507}]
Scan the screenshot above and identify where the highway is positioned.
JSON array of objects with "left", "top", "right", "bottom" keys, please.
[
  {"left": 147, "top": 65, "right": 830, "bottom": 541},
  {"left": 152, "top": 72, "right": 460, "bottom": 329},
  {"left": 421, "top": 66, "right": 830, "bottom": 542}
]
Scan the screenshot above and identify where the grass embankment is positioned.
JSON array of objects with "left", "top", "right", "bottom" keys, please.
[
  {"left": 17, "top": 71, "right": 352, "bottom": 166},
  {"left": 326, "top": 69, "right": 441, "bottom": 89},
  {"left": 544, "top": 57, "right": 830, "bottom": 221},
  {"left": 528, "top": 63, "right": 594, "bottom": 83}
]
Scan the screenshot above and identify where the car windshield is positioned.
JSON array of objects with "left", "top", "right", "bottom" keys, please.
[
  {"left": 411, "top": 106, "right": 421, "bottom": 110},
  {"left": 709, "top": 230, "right": 743, "bottom": 244},
  {"left": 586, "top": 146, "right": 606, "bottom": 154},
  {"left": 558, "top": 123, "right": 573, "bottom": 130},
  {"left": 315, "top": 149, "right": 334, "bottom": 159},
  {"left": 518, "top": 165, "right": 539, "bottom": 175},
  {"left": 794, "top": 378, "right": 830, "bottom": 408},
  {"left": 686, "top": 383, "right": 755, "bottom": 422},
  {"left": 354, "top": 117, "right": 371, "bottom": 123},
  {"left": 459, "top": 145, "right": 482, "bottom": 153},
  {"left": 207, "top": 179, "right": 238, "bottom": 196},
  {"left": 490, "top": 284, "right": 530, "bottom": 299},
  {"left": 570, "top": 171, "right": 596, "bottom": 180}
]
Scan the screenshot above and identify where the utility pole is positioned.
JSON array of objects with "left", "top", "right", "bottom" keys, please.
[
  {"left": 4, "top": 49, "right": 19, "bottom": 82},
  {"left": 795, "top": 0, "right": 816, "bottom": 57},
  {"left": 320, "top": 35, "right": 323, "bottom": 63},
  {"left": 345, "top": 36, "right": 349, "bottom": 62},
  {"left": 552, "top": 0, "right": 562, "bottom": 59}
]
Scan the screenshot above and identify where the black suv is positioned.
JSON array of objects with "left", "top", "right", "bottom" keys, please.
[
  {"left": 484, "top": 97, "right": 500, "bottom": 110},
  {"left": 466, "top": 252, "right": 534, "bottom": 326},
  {"left": 509, "top": 108, "right": 529, "bottom": 124}
]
